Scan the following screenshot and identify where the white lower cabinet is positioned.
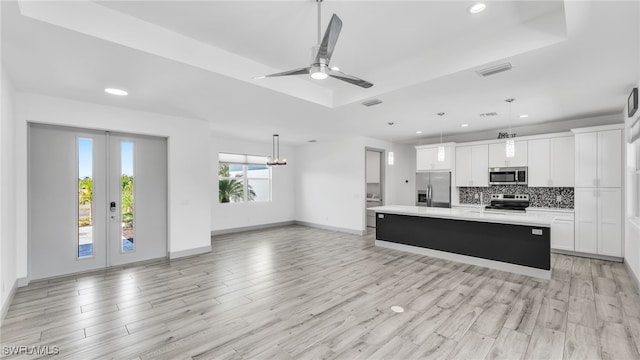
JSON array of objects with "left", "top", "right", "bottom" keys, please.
[
  {"left": 528, "top": 208, "right": 575, "bottom": 251},
  {"left": 574, "top": 188, "right": 621, "bottom": 257},
  {"left": 552, "top": 218, "right": 575, "bottom": 252}
]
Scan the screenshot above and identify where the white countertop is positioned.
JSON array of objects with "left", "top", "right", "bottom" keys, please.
[{"left": 368, "top": 205, "right": 554, "bottom": 227}]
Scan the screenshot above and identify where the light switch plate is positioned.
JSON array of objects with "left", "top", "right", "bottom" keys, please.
[{"left": 556, "top": 195, "right": 562, "bottom": 202}]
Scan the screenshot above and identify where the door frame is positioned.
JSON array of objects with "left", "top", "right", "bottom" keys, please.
[{"left": 364, "top": 147, "right": 386, "bottom": 231}]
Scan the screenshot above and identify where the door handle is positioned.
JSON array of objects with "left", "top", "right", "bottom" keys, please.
[{"left": 110, "top": 201, "right": 117, "bottom": 212}]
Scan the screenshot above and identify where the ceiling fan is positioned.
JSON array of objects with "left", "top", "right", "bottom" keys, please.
[{"left": 255, "top": 0, "right": 373, "bottom": 88}]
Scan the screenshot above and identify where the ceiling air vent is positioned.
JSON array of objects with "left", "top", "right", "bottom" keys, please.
[
  {"left": 362, "top": 98, "right": 383, "bottom": 107},
  {"left": 480, "top": 112, "right": 498, "bottom": 117},
  {"left": 476, "top": 62, "right": 512, "bottom": 77}
]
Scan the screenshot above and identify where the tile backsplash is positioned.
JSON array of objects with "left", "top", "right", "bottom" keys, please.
[{"left": 459, "top": 186, "right": 574, "bottom": 209}]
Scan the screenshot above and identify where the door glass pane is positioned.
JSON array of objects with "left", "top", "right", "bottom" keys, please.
[
  {"left": 121, "top": 141, "right": 135, "bottom": 252},
  {"left": 78, "top": 138, "right": 93, "bottom": 258}
]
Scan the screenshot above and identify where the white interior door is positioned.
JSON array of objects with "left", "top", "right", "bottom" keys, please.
[
  {"left": 29, "top": 125, "right": 107, "bottom": 279},
  {"left": 29, "top": 124, "right": 167, "bottom": 280},
  {"left": 108, "top": 133, "right": 167, "bottom": 266}
]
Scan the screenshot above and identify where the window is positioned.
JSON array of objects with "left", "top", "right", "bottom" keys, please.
[
  {"left": 77, "top": 137, "right": 94, "bottom": 258},
  {"left": 218, "top": 153, "right": 271, "bottom": 203},
  {"left": 121, "top": 141, "right": 135, "bottom": 253}
]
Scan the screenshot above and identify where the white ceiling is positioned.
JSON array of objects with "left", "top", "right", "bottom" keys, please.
[{"left": 1, "top": 1, "right": 638, "bottom": 144}]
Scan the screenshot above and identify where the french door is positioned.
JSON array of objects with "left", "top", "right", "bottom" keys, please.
[{"left": 29, "top": 124, "right": 167, "bottom": 280}]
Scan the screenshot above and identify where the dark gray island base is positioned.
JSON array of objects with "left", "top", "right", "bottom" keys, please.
[{"left": 371, "top": 207, "right": 552, "bottom": 279}]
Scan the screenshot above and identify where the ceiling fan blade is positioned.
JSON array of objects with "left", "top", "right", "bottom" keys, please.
[
  {"left": 329, "top": 70, "right": 373, "bottom": 88},
  {"left": 261, "top": 67, "right": 310, "bottom": 78},
  {"left": 315, "top": 14, "right": 342, "bottom": 63}
]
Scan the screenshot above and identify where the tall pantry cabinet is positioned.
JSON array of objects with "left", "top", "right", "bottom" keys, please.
[{"left": 572, "top": 126, "right": 623, "bottom": 258}]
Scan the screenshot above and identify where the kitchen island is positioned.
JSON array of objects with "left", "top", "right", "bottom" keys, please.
[{"left": 368, "top": 205, "right": 554, "bottom": 279}]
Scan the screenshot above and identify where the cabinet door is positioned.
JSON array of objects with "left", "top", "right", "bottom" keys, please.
[
  {"left": 597, "top": 130, "right": 621, "bottom": 188},
  {"left": 527, "top": 139, "right": 550, "bottom": 187},
  {"left": 455, "top": 146, "right": 472, "bottom": 186},
  {"left": 417, "top": 147, "right": 451, "bottom": 171},
  {"left": 551, "top": 219, "right": 575, "bottom": 251},
  {"left": 598, "top": 188, "right": 622, "bottom": 257},
  {"left": 550, "top": 136, "right": 575, "bottom": 187},
  {"left": 366, "top": 151, "right": 380, "bottom": 183},
  {"left": 489, "top": 140, "right": 527, "bottom": 167},
  {"left": 417, "top": 148, "right": 437, "bottom": 171},
  {"left": 574, "top": 188, "right": 598, "bottom": 253},
  {"left": 575, "top": 132, "right": 597, "bottom": 187},
  {"left": 488, "top": 142, "right": 507, "bottom": 168},
  {"left": 510, "top": 141, "right": 528, "bottom": 167},
  {"left": 470, "top": 145, "right": 489, "bottom": 187}
]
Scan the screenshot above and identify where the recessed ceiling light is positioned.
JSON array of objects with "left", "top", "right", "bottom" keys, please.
[
  {"left": 390, "top": 305, "right": 404, "bottom": 313},
  {"left": 519, "top": 114, "right": 529, "bottom": 118},
  {"left": 468, "top": 3, "right": 486, "bottom": 14},
  {"left": 104, "top": 88, "right": 128, "bottom": 96},
  {"left": 416, "top": 131, "right": 423, "bottom": 134},
  {"left": 461, "top": 124, "right": 469, "bottom": 128}
]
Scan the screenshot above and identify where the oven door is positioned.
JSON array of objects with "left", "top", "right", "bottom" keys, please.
[{"left": 489, "top": 170, "right": 517, "bottom": 185}]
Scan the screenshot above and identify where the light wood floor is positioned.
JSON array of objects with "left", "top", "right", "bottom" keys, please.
[{"left": 2, "top": 225, "right": 640, "bottom": 359}]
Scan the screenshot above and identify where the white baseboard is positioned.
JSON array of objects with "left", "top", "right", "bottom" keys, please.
[
  {"left": 295, "top": 221, "right": 366, "bottom": 236},
  {"left": 169, "top": 245, "right": 211, "bottom": 259},
  {"left": 0, "top": 279, "right": 18, "bottom": 326},
  {"left": 551, "top": 249, "right": 623, "bottom": 263},
  {"left": 211, "top": 221, "right": 295, "bottom": 236},
  {"left": 376, "top": 240, "right": 551, "bottom": 280}
]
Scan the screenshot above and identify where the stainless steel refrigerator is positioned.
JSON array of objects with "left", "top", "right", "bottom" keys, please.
[{"left": 416, "top": 171, "right": 451, "bottom": 208}]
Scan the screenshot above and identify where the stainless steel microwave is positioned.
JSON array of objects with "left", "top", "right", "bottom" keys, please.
[{"left": 489, "top": 167, "right": 527, "bottom": 186}]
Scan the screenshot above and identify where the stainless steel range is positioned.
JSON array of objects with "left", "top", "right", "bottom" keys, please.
[{"left": 485, "top": 194, "right": 530, "bottom": 212}]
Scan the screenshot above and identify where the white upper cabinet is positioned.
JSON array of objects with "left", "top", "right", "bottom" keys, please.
[
  {"left": 366, "top": 151, "right": 381, "bottom": 183},
  {"left": 574, "top": 129, "right": 621, "bottom": 188},
  {"left": 488, "top": 140, "right": 527, "bottom": 167},
  {"left": 597, "top": 130, "right": 622, "bottom": 188},
  {"left": 416, "top": 145, "right": 453, "bottom": 171},
  {"left": 527, "top": 139, "right": 550, "bottom": 187},
  {"left": 549, "top": 136, "right": 575, "bottom": 187},
  {"left": 528, "top": 136, "right": 574, "bottom": 187},
  {"left": 455, "top": 144, "right": 488, "bottom": 187}
]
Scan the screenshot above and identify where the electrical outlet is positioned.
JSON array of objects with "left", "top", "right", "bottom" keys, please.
[{"left": 556, "top": 195, "right": 562, "bottom": 202}]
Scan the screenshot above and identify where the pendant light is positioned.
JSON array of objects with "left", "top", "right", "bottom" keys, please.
[
  {"left": 387, "top": 122, "right": 394, "bottom": 165},
  {"left": 437, "top": 112, "right": 446, "bottom": 162},
  {"left": 505, "top": 98, "right": 515, "bottom": 158},
  {"left": 266, "top": 134, "right": 287, "bottom": 166}
]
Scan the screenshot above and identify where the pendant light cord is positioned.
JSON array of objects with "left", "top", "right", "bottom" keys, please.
[{"left": 317, "top": 0, "right": 322, "bottom": 45}]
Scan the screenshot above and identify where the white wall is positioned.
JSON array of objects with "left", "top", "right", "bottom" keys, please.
[
  {"left": 14, "top": 93, "right": 212, "bottom": 283},
  {"left": 386, "top": 143, "right": 416, "bottom": 206},
  {"left": 1, "top": 66, "right": 18, "bottom": 322},
  {"left": 211, "top": 135, "right": 295, "bottom": 232},
  {"left": 294, "top": 136, "right": 415, "bottom": 234}
]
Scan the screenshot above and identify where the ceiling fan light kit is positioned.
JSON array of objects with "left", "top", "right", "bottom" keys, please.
[{"left": 256, "top": 0, "right": 373, "bottom": 88}]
